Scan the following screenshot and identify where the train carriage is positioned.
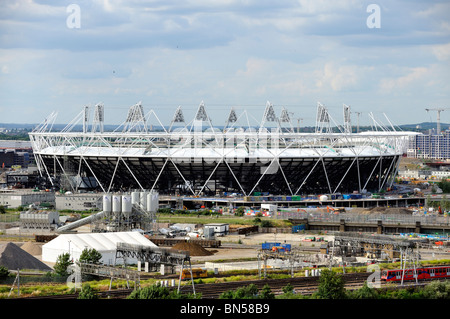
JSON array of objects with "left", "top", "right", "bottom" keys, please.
[{"left": 381, "top": 266, "right": 450, "bottom": 282}]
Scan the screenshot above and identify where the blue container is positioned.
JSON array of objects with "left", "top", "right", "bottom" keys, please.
[
  {"left": 292, "top": 224, "right": 306, "bottom": 233},
  {"left": 262, "top": 242, "right": 281, "bottom": 250}
]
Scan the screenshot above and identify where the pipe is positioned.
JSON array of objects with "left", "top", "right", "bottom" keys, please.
[{"left": 55, "top": 211, "right": 106, "bottom": 233}]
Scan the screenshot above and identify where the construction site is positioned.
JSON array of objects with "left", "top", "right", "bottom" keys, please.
[{"left": 0, "top": 103, "right": 449, "bottom": 299}]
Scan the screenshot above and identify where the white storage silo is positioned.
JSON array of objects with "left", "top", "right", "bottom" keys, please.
[
  {"left": 112, "top": 194, "right": 122, "bottom": 214},
  {"left": 122, "top": 195, "right": 132, "bottom": 217},
  {"left": 146, "top": 192, "right": 159, "bottom": 212},
  {"left": 103, "top": 194, "right": 112, "bottom": 213},
  {"left": 140, "top": 191, "right": 148, "bottom": 210},
  {"left": 131, "top": 191, "right": 140, "bottom": 205}
]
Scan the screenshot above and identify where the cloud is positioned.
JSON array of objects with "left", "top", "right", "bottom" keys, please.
[
  {"left": 379, "top": 66, "right": 429, "bottom": 93},
  {"left": 432, "top": 43, "right": 450, "bottom": 61},
  {"left": 315, "top": 63, "right": 357, "bottom": 91},
  {"left": 0, "top": 1, "right": 448, "bottom": 126}
]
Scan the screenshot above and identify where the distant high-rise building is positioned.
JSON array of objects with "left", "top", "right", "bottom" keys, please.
[{"left": 407, "top": 131, "right": 450, "bottom": 159}]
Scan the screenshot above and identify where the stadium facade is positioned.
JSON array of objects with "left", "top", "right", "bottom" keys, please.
[{"left": 29, "top": 101, "right": 415, "bottom": 196}]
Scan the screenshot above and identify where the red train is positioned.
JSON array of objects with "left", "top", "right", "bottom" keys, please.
[{"left": 381, "top": 265, "right": 450, "bottom": 282}]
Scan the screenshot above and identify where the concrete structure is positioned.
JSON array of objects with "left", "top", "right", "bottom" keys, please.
[
  {"left": 203, "top": 223, "right": 229, "bottom": 237},
  {"left": 20, "top": 210, "right": 59, "bottom": 232},
  {"left": 397, "top": 169, "right": 450, "bottom": 181},
  {"left": 42, "top": 231, "right": 158, "bottom": 265},
  {"left": 407, "top": 132, "right": 450, "bottom": 160},
  {"left": 55, "top": 193, "right": 102, "bottom": 211},
  {"left": 0, "top": 140, "right": 33, "bottom": 168},
  {"left": 0, "top": 190, "right": 55, "bottom": 208}
]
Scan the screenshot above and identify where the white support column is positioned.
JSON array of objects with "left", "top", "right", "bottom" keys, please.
[
  {"left": 82, "top": 156, "right": 106, "bottom": 193},
  {"left": 150, "top": 158, "right": 169, "bottom": 192},
  {"left": 170, "top": 159, "right": 196, "bottom": 195},
  {"left": 224, "top": 160, "right": 248, "bottom": 196},
  {"left": 320, "top": 157, "right": 332, "bottom": 194},
  {"left": 197, "top": 159, "right": 222, "bottom": 195},
  {"left": 294, "top": 158, "right": 321, "bottom": 195},
  {"left": 120, "top": 157, "right": 145, "bottom": 191},
  {"left": 333, "top": 157, "right": 357, "bottom": 194}
]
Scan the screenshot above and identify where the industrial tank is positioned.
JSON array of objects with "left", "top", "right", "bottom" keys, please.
[
  {"left": 103, "top": 194, "right": 112, "bottom": 213},
  {"left": 146, "top": 192, "right": 159, "bottom": 212},
  {"left": 131, "top": 191, "right": 140, "bottom": 205},
  {"left": 140, "top": 191, "right": 148, "bottom": 210},
  {"left": 122, "top": 194, "right": 132, "bottom": 217},
  {"left": 112, "top": 194, "right": 122, "bottom": 214}
]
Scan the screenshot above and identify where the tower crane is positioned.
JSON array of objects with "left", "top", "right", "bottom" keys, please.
[{"left": 425, "top": 107, "right": 449, "bottom": 134}]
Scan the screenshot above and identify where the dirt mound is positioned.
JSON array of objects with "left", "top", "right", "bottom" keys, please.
[
  {"left": 172, "top": 242, "right": 213, "bottom": 256},
  {"left": 0, "top": 242, "right": 52, "bottom": 271},
  {"left": 360, "top": 207, "right": 413, "bottom": 215},
  {"left": 20, "top": 241, "right": 42, "bottom": 256}
]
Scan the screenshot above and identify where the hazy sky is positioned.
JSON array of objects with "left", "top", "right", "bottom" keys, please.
[{"left": 0, "top": 0, "right": 449, "bottom": 128}]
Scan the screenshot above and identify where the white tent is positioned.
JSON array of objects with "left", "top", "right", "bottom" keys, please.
[{"left": 42, "top": 231, "right": 157, "bottom": 265}]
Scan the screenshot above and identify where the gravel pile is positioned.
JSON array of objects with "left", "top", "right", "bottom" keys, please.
[
  {"left": 0, "top": 242, "right": 52, "bottom": 271},
  {"left": 20, "top": 241, "right": 43, "bottom": 256},
  {"left": 172, "top": 242, "right": 213, "bottom": 256}
]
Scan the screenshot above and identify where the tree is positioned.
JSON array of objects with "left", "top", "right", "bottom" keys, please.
[
  {"left": 422, "top": 280, "right": 450, "bottom": 299},
  {"left": 79, "top": 248, "right": 102, "bottom": 264},
  {"left": 0, "top": 266, "right": 9, "bottom": 279},
  {"left": 282, "top": 283, "right": 294, "bottom": 294},
  {"left": 127, "top": 283, "right": 199, "bottom": 299},
  {"left": 235, "top": 206, "right": 245, "bottom": 216},
  {"left": 438, "top": 178, "right": 450, "bottom": 193},
  {"left": 53, "top": 252, "right": 73, "bottom": 277},
  {"left": 348, "top": 282, "right": 378, "bottom": 299},
  {"left": 219, "top": 284, "right": 259, "bottom": 299},
  {"left": 314, "top": 269, "right": 347, "bottom": 299},
  {"left": 259, "top": 284, "right": 275, "bottom": 299},
  {"left": 78, "top": 283, "right": 98, "bottom": 299}
]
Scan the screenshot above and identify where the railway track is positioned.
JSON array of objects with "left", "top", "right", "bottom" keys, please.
[{"left": 14, "top": 272, "right": 371, "bottom": 300}]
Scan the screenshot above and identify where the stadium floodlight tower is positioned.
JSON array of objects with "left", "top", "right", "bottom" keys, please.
[{"left": 29, "top": 100, "right": 417, "bottom": 197}]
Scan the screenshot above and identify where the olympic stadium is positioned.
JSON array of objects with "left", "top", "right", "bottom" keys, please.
[{"left": 29, "top": 101, "right": 415, "bottom": 196}]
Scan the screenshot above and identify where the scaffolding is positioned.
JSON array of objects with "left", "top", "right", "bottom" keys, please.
[
  {"left": 329, "top": 232, "right": 422, "bottom": 284},
  {"left": 257, "top": 249, "right": 327, "bottom": 279},
  {"left": 77, "top": 261, "right": 141, "bottom": 290},
  {"left": 114, "top": 242, "right": 196, "bottom": 295}
]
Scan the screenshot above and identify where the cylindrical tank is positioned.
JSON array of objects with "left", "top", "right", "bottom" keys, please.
[
  {"left": 140, "top": 191, "right": 148, "bottom": 209},
  {"left": 122, "top": 195, "right": 132, "bottom": 217},
  {"left": 112, "top": 194, "right": 122, "bottom": 214},
  {"left": 103, "top": 194, "right": 112, "bottom": 213},
  {"left": 131, "top": 191, "right": 140, "bottom": 205},
  {"left": 147, "top": 192, "right": 159, "bottom": 212}
]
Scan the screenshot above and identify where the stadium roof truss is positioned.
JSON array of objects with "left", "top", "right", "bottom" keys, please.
[{"left": 29, "top": 101, "right": 416, "bottom": 196}]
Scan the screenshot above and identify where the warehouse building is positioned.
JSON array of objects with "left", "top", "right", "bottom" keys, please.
[
  {"left": 0, "top": 190, "right": 55, "bottom": 208},
  {"left": 55, "top": 193, "right": 102, "bottom": 211}
]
